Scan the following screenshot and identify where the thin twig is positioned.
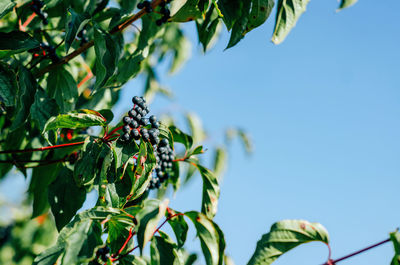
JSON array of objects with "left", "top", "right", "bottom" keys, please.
[
  {"left": 322, "top": 238, "right": 391, "bottom": 265},
  {"left": 0, "top": 141, "right": 84, "bottom": 154},
  {"left": 34, "top": 0, "right": 163, "bottom": 78}
]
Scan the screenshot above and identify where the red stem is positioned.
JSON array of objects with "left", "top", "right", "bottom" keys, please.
[
  {"left": 322, "top": 238, "right": 390, "bottom": 265},
  {"left": 106, "top": 125, "right": 124, "bottom": 139},
  {"left": 0, "top": 141, "right": 84, "bottom": 154},
  {"left": 111, "top": 228, "right": 135, "bottom": 259},
  {"left": 112, "top": 213, "right": 185, "bottom": 261}
]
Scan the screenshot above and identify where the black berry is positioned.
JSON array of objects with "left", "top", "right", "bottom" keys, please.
[
  {"left": 123, "top": 116, "right": 131, "bottom": 125},
  {"left": 149, "top": 115, "right": 157, "bottom": 124},
  {"left": 159, "top": 138, "right": 169, "bottom": 147},
  {"left": 123, "top": 125, "right": 131, "bottom": 133},
  {"left": 121, "top": 133, "right": 130, "bottom": 141}
]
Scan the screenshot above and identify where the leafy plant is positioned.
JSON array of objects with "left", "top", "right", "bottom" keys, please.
[{"left": 1, "top": 0, "right": 397, "bottom": 265}]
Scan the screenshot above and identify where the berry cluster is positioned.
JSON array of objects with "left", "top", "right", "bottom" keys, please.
[
  {"left": 148, "top": 138, "right": 174, "bottom": 189},
  {"left": 120, "top": 96, "right": 160, "bottom": 144},
  {"left": 30, "top": 0, "right": 48, "bottom": 25},
  {"left": 156, "top": 2, "right": 171, "bottom": 26},
  {"left": 119, "top": 96, "right": 174, "bottom": 191},
  {"left": 137, "top": 1, "right": 153, "bottom": 13}
]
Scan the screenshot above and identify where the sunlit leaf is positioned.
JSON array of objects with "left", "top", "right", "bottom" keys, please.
[
  {"left": 136, "top": 199, "right": 169, "bottom": 252},
  {"left": 272, "top": 0, "right": 310, "bottom": 44},
  {"left": 247, "top": 219, "right": 329, "bottom": 265},
  {"left": 338, "top": 0, "right": 358, "bottom": 10},
  {"left": 185, "top": 211, "right": 225, "bottom": 265},
  {"left": 43, "top": 112, "right": 106, "bottom": 132}
]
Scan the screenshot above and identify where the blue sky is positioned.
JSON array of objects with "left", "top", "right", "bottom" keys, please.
[
  {"left": 117, "top": 1, "right": 400, "bottom": 264},
  {"left": 1, "top": 1, "right": 400, "bottom": 264}
]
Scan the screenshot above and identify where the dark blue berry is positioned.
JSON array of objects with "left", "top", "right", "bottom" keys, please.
[
  {"left": 151, "top": 121, "right": 160, "bottom": 129},
  {"left": 130, "top": 129, "right": 140, "bottom": 139},
  {"left": 142, "top": 133, "right": 150, "bottom": 141},
  {"left": 129, "top": 120, "right": 139, "bottom": 129},
  {"left": 128, "top": 109, "right": 137, "bottom": 118},
  {"left": 123, "top": 116, "right": 131, "bottom": 125},
  {"left": 137, "top": 2, "right": 144, "bottom": 9},
  {"left": 140, "top": 118, "right": 149, "bottom": 126},
  {"left": 123, "top": 125, "right": 131, "bottom": 133},
  {"left": 159, "top": 138, "right": 169, "bottom": 147},
  {"left": 149, "top": 115, "right": 157, "bottom": 124},
  {"left": 121, "top": 133, "right": 130, "bottom": 141}
]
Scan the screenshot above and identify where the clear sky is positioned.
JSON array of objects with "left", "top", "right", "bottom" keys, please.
[
  {"left": 1, "top": 1, "right": 400, "bottom": 265},
  {"left": 117, "top": 1, "right": 400, "bottom": 264}
]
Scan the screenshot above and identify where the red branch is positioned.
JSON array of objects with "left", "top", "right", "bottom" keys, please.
[
  {"left": 111, "top": 213, "right": 185, "bottom": 262},
  {"left": 0, "top": 141, "right": 84, "bottom": 154},
  {"left": 111, "top": 228, "right": 135, "bottom": 260},
  {"left": 322, "top": 238, "right": 390, "bottom": 265},
  {"left": 34, "top": 0, "right": 164, "bottom": 77}
]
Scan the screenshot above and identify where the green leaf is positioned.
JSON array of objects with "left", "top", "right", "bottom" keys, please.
[
  {"left": 62, "top": 219, "right": 99, "bottom": 264},
  {"left": 338, "top": 0, "right": 358, "bottom": 10},
  {"left": 187, "top": 162, "right": 220, "bottom": 219},
  {"left": 225, "top": 128, "right": 253, "bottom": 154},
  {"left": 93, "top": 28, "right": 122, "bottom": 90},
  {"left": 119, "top": 255, "right": 148, "bottom": 265},
  {"left": 113, "top": 135, "right": 140, "bottom": 168},
  {"left": 247, "top": 219, "right": 330, "bottom": 265},
  {"left": 43, "top": 112, "right": 106, "bottom": 132},
  {"left": 31, "top": 89, "right": 59, "bottom": 131},
  {"left": 0, "top": 61, "right": 17, "bottom": 106},
  {"left": 136, "top": 199, "right": 169, "bottom": 252},
  {"left": 171, "top": 0, "right": 203, "bottom": 22},
  {"left": 271, "top": 0, "right": 310, "bottom": 44},
  {"left": 185, "top": 211, "right": 225, "bottom": 265},
  {"left": 107, "top": 215, "right": 134, "bottom": 253},
  {"left": 167, "top": 209, "right": 188, "bottom": 248},
  {"left": 150, "top": 232, "right": 184, "bottom": 265},
  {"left": 97, "top": 151, "right": 119, "bottom": 207},
  {"left": 169, "top": 125, "right": 193, "bottom": 150},
  {"left": 0, "top": 31, "right": 40, "bottom": 58},
  {"left": 196, "top": 5, "right": 221, "bottom": 52},
  {"left": 65, "top": 8, "right": 90, "bottom": 52},
  {"left": 138, "top": 14, "right": 162, "bottom": 50},
  {"left": 390, "top": 230, "right": 400, "bottom": 265},
  {"left": 115, "top": 52, "right": 145, "bottom": 85},
  {"left": 48, "top": 167, "right": 86, "bottom": 231},
  {"left": 238, "top": 130, "right": 253, "bottom": 154},
  {"left": 30, "top": 163, "right": 61, "bottom": 218},
  {"left": 34, "top": 207, "right": 118, "bottom": 265},
  {"left": 11, "top": 66, "right": 37, "bottom": 130},
  {"left": 128, "top": 141, "right": 156, "bottom": 201},
  {"left": 186, "top": 112, "right": 206, "bottom": 143},
  {"left": 225, "top": 0, "right": 274, "bottom": 49},
  {"left": 218, "top": 0, "right": 241, "bottom": 30},
  {"left": 74, "top": 137, "right": 110, "bottom": 187},
  {"left": 33, "top": 245, "right": 64, "bottom": 265},
  {"left": 186, "top": 145, "right": 205, "bottom": 158},
  {"left": 213, "top": 146, "right": 227, "bottom": 179},
  {"left": 0, "top": 0, "right": 16, "bottom": 19},
  {"left": 225, "top": 1, "right": 251, "bottom": 49},
  {"left": 118, "top": 0, "right": 139, "bottom": 12},
  {"left": 246, "top": 0, "right": 275, "bottom": 33},
  {"left": 47, "top": 66, "right": 78, "bottom": 113}
]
